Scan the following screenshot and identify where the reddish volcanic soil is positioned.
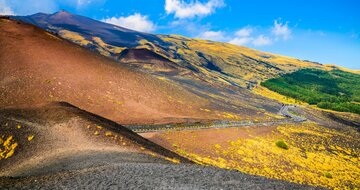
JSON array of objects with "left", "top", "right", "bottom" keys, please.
[
  {"left": 141, "top": 125, "right": 277, "bottom": 157},
  {"left": 0, "top": 18, "right": 222, "bottom": 124}
]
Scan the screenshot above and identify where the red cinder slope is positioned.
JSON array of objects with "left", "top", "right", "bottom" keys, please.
[{"left": 0, "top": 18, "right": 220, "bottom": 124}]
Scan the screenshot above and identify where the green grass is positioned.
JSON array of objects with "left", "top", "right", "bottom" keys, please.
[
  {"left": 275, "top": 140, "right": 289, "bottom": 150},
  {"left": 261, "top": 68, "right": 360, "bottom": 114}
]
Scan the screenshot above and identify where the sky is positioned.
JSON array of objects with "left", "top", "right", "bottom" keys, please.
[{"left": 1, "top": 0, "right": 359, "bottom": 69}]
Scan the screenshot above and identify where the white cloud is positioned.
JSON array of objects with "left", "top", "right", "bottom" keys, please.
[
  {"left": 228, "top": 37, "right": 252, "bottom": 46},
  {"left": 0, "top": 0, "right": 14, "bottom": 15},
  {"left": 228, "top": 20, "right": 290, "bottom": 46},
  {"left": 228, "top": 35, "right": 272, "bottom": 47},
  {"left": 252, "top": 35, "right": 272, "bottom": 46},
  {"left": 197, "top": 30, "right": 226, "bottom": 41},
  {"left": 229, "top": 26, "right": 272, "bottom": 47},
  {"left": 271, "top": 19, "right": 291, "bottom": 40},
  {"left": 165, "top": 0, "right": 225, "bottom": 19},
  {"left": 235, "top": 27, "right": 253, "bottom": 37},
  {"left": 102, "top": 13, "right": 156, "bottom": 33}
]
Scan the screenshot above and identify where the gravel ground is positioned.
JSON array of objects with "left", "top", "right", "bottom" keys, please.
[{"left": 0, "top": 163, "right": 324, "bottom": 190}]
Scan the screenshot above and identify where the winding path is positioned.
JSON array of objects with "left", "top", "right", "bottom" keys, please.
[
  {"left": 280, "top": 104, "right": 307, "bottom": 122},
  {"left": 128, "top": 105, "right": 307, "bottom": 133}
]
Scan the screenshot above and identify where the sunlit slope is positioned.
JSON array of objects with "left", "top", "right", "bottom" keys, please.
[
  {"left": 12, "top": 12, "right": 297, "bottom": 122},
  {"left": 261, "top": 68, "right": 360, "bottom": 114},
  {"left": 15, "top": 11, "right": 360, "bottom": 91},
  {"left": 0, "top": 18, "right": 231, "bottom": 124},
  {"left": 157, "top": 35, "right": 324, "bottom": 86},
  {"left": 12, "top": 11, "right": 360, "bottom": 118},
  {"left": 13, "top": 11, "right": 333, "bottom": 88},
  {"left": 143, "top": 122, "right": 360, "bottom": 189}
]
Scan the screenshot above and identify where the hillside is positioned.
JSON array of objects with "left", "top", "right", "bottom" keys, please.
[
  {"left": 0, "top": 102, "right": 188, "bottom": 177},
  {"left": 261, "top": 68, "right": 360, "bottom": 114},
  {"left": 14, "top": 11, "right": 360, "bottom": 117},
  {"left": 1, "top": 102, "right": 319, "bottom": 189},
  {"left": 1, "top": 11, "right": 360, "bottom": 189},
  {"left": 14, "top": 11, "right": 327, "bottom": 89},
  {"left": 2, "top": 16, "right": 291, "bottom": 125},
  {"left": 0, "top": 17, "right": 221, "bottom": 124},
  {"left": 14, "top": 12, "right": 360, "bottom": 111}
]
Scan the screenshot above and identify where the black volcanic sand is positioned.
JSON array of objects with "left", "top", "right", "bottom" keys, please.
[{"left": 0, "top": 162, "right": 324, "bottom": 190}]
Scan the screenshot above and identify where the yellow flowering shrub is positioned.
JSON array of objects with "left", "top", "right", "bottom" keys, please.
[
  {"left": 0, "top": 136, "right": 18, "bottom": 160},
  {"left": 27, "top": 135, "right": 34, "bottom": 141},
  {"left": 170, "top": 123, "right": 359, "bottom": 189}
]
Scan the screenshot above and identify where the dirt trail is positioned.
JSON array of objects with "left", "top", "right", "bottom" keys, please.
[
  {"left": 280, "top": 104, "right": 307, "bottom": 122},
  {"left": 128, "top": 105, "right": 306, "bottom": 133}
]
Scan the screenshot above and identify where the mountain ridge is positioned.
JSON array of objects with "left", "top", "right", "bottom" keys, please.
[
  {"left": 6, "top": 12, "right": 360, "bottom": 118},
  {"left": 7, "top": 11, "right": 360, "bottom": 75}
]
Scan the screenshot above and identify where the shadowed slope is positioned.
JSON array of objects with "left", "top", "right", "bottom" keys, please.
[
  {"left": 14, "top": 10, "right": 164, "bottom": 48},
  {"left": 117, "top": 48, "right": 186, "bottom": 74}
]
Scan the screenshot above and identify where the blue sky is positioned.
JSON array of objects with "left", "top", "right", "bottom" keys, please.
[{"left": 1, "top": 0, "right": 359, "bottom": 69}]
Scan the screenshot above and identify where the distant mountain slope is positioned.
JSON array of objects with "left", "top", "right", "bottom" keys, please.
[
  {"left": 262, "top": 68, "right": 360, "bottom": 114},
  {"left": 13, "top": 11, "right": 328, "bottom": 89},
  {"left": 14, "top": 11, "right": 165, "bottom": 48}
]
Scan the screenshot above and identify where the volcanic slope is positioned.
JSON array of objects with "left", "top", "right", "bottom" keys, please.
[
  {"left": 0, "top": 102, "right": 322, "bottom": 189},
  {"left": 16, "top": 10, "right": 352, "bottom": 88},
  {"left": 12, "top": 11, "right": 297, "bottom": 122},
  {"left": 0, "top": 102, "right": 189, "bottom": 177},
  {"left": 0, "top": 17, "right": 290, "bottom": 125},
  {"left": 0, "top": 17, "right": 243, "bottom": 125},
  {"left": 14, "top": 11, "right": 325, "bottom": 84}
]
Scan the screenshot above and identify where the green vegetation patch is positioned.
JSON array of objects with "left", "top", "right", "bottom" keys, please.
[
  {"left": 261, "top": 68, "right": 360, "bottom": 114},
  {"left": 324, "top": 172, "right": 333, "bottom": 179},
  {"left": 275, "top": 140, "right": 289, "bottom": 150}
]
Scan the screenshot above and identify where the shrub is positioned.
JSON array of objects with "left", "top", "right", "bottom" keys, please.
[
  {"left": 324, "top": 172, "right": 332, "bottom": 179},
  {"left": 275, "top": 140, "right": 289, "bottom": 150},
  {"left": 105, "top": 131, "right": 113, "bottom": 137},
  {"left": 27, "top": 135, "right": 34, "bottom": 141}
]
